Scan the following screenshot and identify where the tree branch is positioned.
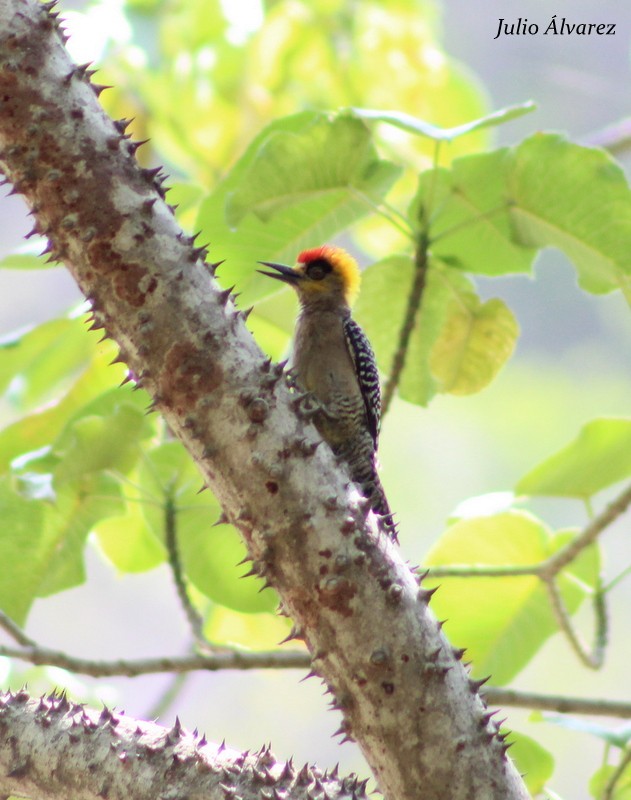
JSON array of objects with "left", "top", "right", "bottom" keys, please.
[
  {"left": 484, "top": 688, "right": 631, "bottom": 720},
  {"left": 541, "top": 483, "right": 631, "bottom": 577},
  {"left": 0, "top": 688, "right": 367, "bottom": 800},
  {"left": 0, "top": 609, "right": 37, "bottom": 648},
  {"left": 426, "top": 484, "right": 631, "bottom": 670},
  {"left": 0, "top": 643, "right": 310, "bottom": 676},
  {"left": 4, "top": 604, "right": 631, "bottom": 727},
  {"left": 583, "top": 118, "right": 631, "bottom": 157},
  {"left": 0, "top": 2, "right": 529, "bottom": 798},
  {"left": 429, "top": 482, "right": 631, "bottom": 580},
  {"left": 6, "top": 616, "right": 631, "bottom": 719}
]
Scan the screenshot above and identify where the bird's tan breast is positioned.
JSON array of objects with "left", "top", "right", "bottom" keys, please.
[
  {"left": 292, "top": 311, "right": 366, "bottom": 449},
  {"left": 293, "top": 312, "right": 357, "bottom": 401}
]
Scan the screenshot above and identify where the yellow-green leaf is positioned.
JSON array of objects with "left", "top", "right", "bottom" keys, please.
[
  {"left": 204, "top": 607, "right": 296, "bottom": 650},
  {"left": 590, "top": 764, "right": 631, "bottom": 800},
  {"left": 424, "top": 510, "right": 599, "bottom": 684},
  {"left": 517, "top": 418, "right": 631, "bottom": 500},
  {"left": 430, "top": 295, "right": 518, "bottom": 395},
  {"left": 508, "top": 730, "right": 554, "bottom": 796}
]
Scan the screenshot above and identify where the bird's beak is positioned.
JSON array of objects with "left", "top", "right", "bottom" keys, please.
[{"left": 257, "top": 261, "right": 303, "bottom": 286}]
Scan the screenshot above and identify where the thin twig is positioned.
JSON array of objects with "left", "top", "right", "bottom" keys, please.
[
  {"left": 145, "top": 670, "right": 191, "bottom": 720},
  {"left": 583, "top": 118, "right": 631, "bottom": 158},
  {"left": 544, "top": 578, "right": 605, "bottom": 670},
  {"left": 426, "top": 484, "right": 631, "bottom": 671},
  {"left": 164, "top": 490, "right": 208, "bottom": 648},
  {"left": 0, "top": 642, "right": 310, "bottom": 676},
  {"left": 603, "top": 746, "right": 631, "bottom": 800},
  {"left": 428, "top": 482, "right": 631, "bottom": 581},
  {"left": 484, "top": 688, "right": 631, "bottom": 719},
  {"left": 382, "top": 231, "right": 430, "bottom": 413},
  {"left": 3, "top": 609, "right": 631, "bottom": 718},
  {"left": 0, "top": 611, "right": 37, "bottom": 648},
  {"left": 5, "top": 634, "right": 631, "bottom": 719},
  {"left": 541, "top": 483, "right": 631, "bottom": 578},
  {"left": 427, "top": 563, "right": 540, "bottom": 579}
]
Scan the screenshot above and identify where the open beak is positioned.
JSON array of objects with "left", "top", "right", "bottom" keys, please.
[{"left": 257, "top": 261, "right": 303, "bottom": 286}]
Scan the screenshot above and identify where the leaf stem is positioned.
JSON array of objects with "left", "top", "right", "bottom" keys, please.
[
  {"left": 350, "top": 188, "right": 414, "bottom": 238},
  {"left": 429, "top": 201, "right": 512, "bottom": 245},
  {"left": 603, "top": 746, "right": 631, "bottom": 800},
  {"left": 382, "top": 230, "right": 430, "bottom": 414},
  {"left": 428, "top": 482, "right": 631, "bottom": 579},
  {"left": 544, "top": 578, "right": 606, "bottom": 670},
  {"left": 164, "top": 488, "right": 208, "bottom": 649},
  {"left": 427, "top": 483, "right": 631, "bottom": 669}
]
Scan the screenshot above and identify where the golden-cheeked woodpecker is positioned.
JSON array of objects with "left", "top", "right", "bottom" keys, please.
[{"left": 258, "top": 245, "right": 395, "bottom": 536}]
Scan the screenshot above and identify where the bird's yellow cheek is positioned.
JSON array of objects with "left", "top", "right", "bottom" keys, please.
[{"left": 300, "top": 282, "right": 329, "bottom": 296}]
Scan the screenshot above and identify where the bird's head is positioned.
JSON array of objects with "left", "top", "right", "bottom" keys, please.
[{"left": 258, "top": 245, "right": 361, "bottom": 308}]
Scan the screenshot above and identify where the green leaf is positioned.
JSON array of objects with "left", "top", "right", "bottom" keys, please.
[
  {"left": 352, "top": 101, "right": 536, "bottom": 141},
  {"left": 0, "top": 350, "right": 150, "bottom": 474},
  {"left": 37, "top": 474, "right": 125, "bottom": 597},
  {"left": 204, "top": 606, "right": 294, "bottom": 650},
  {"left": 95, "top": 510, "right": 166, "bottom": 573},
  {"left": 429, "top": 295, "right": 518, "bottom": 395},
  {"left": 138, "top": 442, "right": 277, "bottom": 613},
  {"left": 506, "top": 730, "right": 554, "bottom": 796},
  {"left": 356, "top": 258, "right": 513, "bottom": 405},
  {"left": 424, "top": 510, "right": 599, "bottom": 684},
  {"left": 509, "top": 134, "right": 631, "bottom": 294},
  {"left": 355, "top": 257, "right": 474, "bottom": 406},
  {"left": 0, "top": 477, "right": 49, "bottom": 624},
  {"left": 197, "top": 111, "right": 401, "bottom": 308},
  {"left": 590, "top": 764, "right": 631, "bottom": 800},
  {"left": 53, "top": 403, "right": 148, "bottom": 485},
  {"left": 225, "top": 113, "right": 400, "bottom": 226},
  {"left": 415, "top": 135, "right": 631, "bottom": 297},
  {"left": 0, "top": 317, "right": 94, "bottom": 408},
  {"left": 0, "top": 245, "right": 51, "bottom": 270},
  {"left": 516, "top": 418, "right": 631, "bottom": 500},
  {"left": 412, "top": 150, "right": 536, "bottom": 277}
]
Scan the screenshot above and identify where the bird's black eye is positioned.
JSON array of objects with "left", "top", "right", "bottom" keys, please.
[{"left": 306, "top": 258, "right": 332, "bottom": 281}]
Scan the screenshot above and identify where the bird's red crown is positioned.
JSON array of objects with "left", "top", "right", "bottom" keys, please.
[{"left": 297, "top": 245, "right": 361, "bottom": 306}]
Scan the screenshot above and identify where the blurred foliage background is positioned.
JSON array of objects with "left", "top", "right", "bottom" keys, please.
[{"left": 1, "top": 0, "right": 631, "bottom": 797}]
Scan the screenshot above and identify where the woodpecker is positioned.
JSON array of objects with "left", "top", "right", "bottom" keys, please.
[{"left": 258, "top": 245, "right": 395, "bottom": 536}]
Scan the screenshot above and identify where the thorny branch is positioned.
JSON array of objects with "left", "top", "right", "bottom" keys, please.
[{"left": 0, "top": 688, "right": 370, "bottom": 800}]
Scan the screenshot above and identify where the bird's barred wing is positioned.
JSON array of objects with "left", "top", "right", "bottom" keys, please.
[{"left": 343, "top": 317, "right": 381, "bottom": 448}]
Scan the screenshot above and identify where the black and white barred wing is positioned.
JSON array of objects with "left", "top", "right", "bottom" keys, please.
[{"left": 343, "top": 316, "right": 381, "bottom": 449}]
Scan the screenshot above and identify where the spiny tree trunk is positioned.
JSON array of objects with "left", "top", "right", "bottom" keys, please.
[{"left": 0, "top": 2, "right": 529, "bottom": 798}]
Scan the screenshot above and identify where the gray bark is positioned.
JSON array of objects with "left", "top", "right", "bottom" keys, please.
[
  {"left": 0, "top": 2, "right": 530, "bottom": 798},
  {"left": 0, "top": 689, "right": 367, "bottom": 800}
]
